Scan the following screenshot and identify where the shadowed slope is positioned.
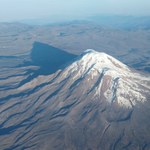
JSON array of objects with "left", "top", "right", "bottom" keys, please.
[
  {"left": 30, "top": 42, "right": 77, "bottom": 75},
  {"left": 15, "top": 42, "right": 77, "bottom": 87}
]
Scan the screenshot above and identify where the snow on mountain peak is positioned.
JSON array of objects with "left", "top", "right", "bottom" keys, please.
[
  {"left": 70, "top": 49, "right": 130, "bottom": 77},
  {"left": 63, "top": 49, "right": 149, "bottom": 108},
  {"left": 18, "top": 49, "right": 150, "bottom": 108}
]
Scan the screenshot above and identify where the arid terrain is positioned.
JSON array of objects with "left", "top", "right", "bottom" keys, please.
[
  {"left": 0, "top": 21, "right": 150, "bottom": 150},
  {"left": 0, "top": 21, "right": 150, "bottom": 72}
]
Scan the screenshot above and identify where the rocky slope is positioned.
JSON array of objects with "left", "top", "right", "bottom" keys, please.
[{"left": 0, "top": 50, "right": 150, "bottom": 150}]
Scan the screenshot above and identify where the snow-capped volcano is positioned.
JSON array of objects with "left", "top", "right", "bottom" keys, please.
[
  {"left": 56, "top": 49, "right": 149, "bottom": 108},
  {"left": 0, "top": 49, "right": 150, "bottom": 150}
]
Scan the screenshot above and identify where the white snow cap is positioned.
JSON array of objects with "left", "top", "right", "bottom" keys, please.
[
  {"left": 66, "top": 49, "right": 150, "bottom": 108},
  {"left": 78, "top": 49, "right": 129, "bottom": 72}
]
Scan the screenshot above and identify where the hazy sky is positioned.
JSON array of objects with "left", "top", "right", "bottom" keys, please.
[{"left": 0, "top": 0, "right": 150, "bottom": 22}]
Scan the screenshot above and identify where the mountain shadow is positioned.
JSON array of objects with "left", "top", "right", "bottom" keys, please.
[
  {"left": 14, "top": 42, "right": 77, "bottom": 87},
  {"left": 30, "top": 42, "right": 77, "bottom": 75}
]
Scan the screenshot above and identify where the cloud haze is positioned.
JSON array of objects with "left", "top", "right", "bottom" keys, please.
[{"left": 0, "top": 0, "right": 150, "bottom": 22}]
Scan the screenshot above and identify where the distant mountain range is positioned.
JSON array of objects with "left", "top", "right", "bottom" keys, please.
[
  {"left": 87, "top": 15, "right": 150, "bottom": 30},
  {"left": 18, "top": 15, "right": 150, "bottom": 30},
  {"left": 0, "top": 48, "right": 150, "bottom": 150}
]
